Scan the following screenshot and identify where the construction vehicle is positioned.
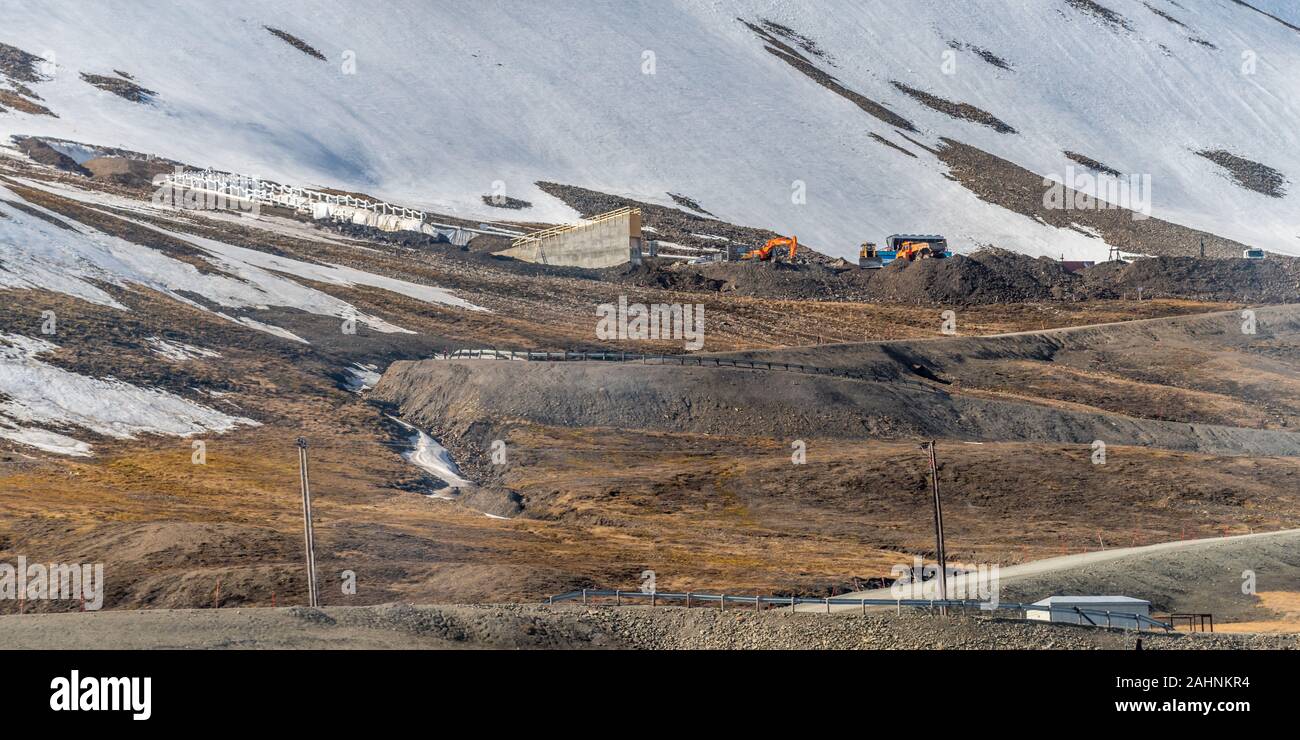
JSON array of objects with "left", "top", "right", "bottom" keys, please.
[
  {"left": 740, "top": 235, "right": 799, "bottom": 262},
  {"left": 859, "top": 242, "right": 883, "bottom": 269},
  {"left": 888, "top": 234, "right": 950, "bottom": 262}
]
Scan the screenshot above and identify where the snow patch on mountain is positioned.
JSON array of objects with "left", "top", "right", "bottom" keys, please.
[
  {"left": 343, "top": 363, "right": 381, "bottom": 392},
  {"left": 0, "top": 333, "right": 257, "bottom": 456},
  {"left": 389, "top": 416, "right": 472, "bottom": 492},
  {"left": 0, "top": 184, "right": 483, "bottom": 343}
]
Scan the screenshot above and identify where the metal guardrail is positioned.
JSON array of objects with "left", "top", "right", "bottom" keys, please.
[
  {"left": 547, "top": 589, "right": 1173, "bottom": 632},
  {"left": 435, "top": 348, "right": 874, "bottom": 381}
]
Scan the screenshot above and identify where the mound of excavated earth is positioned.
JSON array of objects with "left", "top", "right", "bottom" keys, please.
[
  {"left": 614, "top": 249, "right": 1300, "bottom": 305},
  {"left": 375, "top": 361, "right": 1298, "bottom": 456},
  {"left": 374, "top": 304, "right": 1300, "bottom": 458}
]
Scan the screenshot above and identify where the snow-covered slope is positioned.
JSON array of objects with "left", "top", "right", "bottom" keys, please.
[
  {"left": 3, "top": 0, "right": 1298, "bottom": 259},
  {"left": 0, "top": 179, "right": 487, "bottom": 455},
  {"left": 0, "top": 333, "right": 255, "bottom": 456},
  {"left": 0, "top": 181, "right": 481, "bottom": 336},
  {"left": 1235, "top": 0, "right": 1300, "bottom": 28}
]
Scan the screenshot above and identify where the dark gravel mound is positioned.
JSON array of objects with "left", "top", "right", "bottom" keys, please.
[
  {"left": 606, "top": 246, "right": 1300, "bottom": 307},
  {"left": 613, "top": 248, "right": 1081, "bottom": 305},
  {"left": 1081, "top": 256, "right": 1300, "bottom": 302},
  {"left": 613, "top": 260, "right": 729, "bottom": 292},
  {"left": 866, "top": 249, "right": 1078, "bottom": 305},
  {"left": 695, "top": 260, "right": 859, "bottom": 299}
]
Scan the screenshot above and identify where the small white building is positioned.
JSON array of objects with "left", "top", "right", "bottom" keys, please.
[{"left": 1026, "top": 596, "right": 1152, "bottom": 629}]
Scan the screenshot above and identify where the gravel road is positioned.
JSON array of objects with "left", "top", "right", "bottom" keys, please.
[
  {"left": 818, "top": 528, "right": 1300, "bottom": 621},
  {"left": 0, "top": 603, "right": 1294, "bottom": 650}
]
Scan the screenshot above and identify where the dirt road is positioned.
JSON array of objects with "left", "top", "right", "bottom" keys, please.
[
  {"left": 816, "top": 528, "right": 1300, "bottom": 622},
  {"left": 0, "top": 603, "right": 1294, "bottom": 650}
]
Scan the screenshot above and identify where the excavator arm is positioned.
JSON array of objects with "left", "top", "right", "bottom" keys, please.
[{"left": 741, "top": 235, "right": 798, "bottom": 262}]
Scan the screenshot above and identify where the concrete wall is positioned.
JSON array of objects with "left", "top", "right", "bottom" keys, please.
[{"left": 496, "top": 210, "right": 641, "bottom": 268}]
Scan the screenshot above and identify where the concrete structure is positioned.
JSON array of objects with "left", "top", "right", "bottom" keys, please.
[
  {"left": 497, "top": 207, "right": 643, "bottom": 268},
  {"left": 1026, "top": 595, "right": 1151, "bottom": 629}
]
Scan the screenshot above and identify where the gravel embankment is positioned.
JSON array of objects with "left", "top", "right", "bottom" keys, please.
[{"left": 1, "top": 604, "right": 1294, "bottom": 650}]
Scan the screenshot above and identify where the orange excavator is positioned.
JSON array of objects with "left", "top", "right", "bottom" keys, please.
[{"left": 740, "top": 235, "right": 798, "bottom": 262}]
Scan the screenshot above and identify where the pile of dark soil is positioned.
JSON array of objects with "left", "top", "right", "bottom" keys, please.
[
  {"left": 611, "top": 260, "right": 729, "bottom": 292},
  {"left": 606, "top": 248, "right": 1300, "bottom": 306},
  {"left": 611, "top": 248, "right": 1079, "bottom": 304},
  {"left": 864, "top": 249, "right": 1077, "bottom": 305},
  {"left": 693, "top": 259, "right": 857, "bottom": 299},
  {"left": 1080, "top": 256, "right": 1300, "bottom": 302}
]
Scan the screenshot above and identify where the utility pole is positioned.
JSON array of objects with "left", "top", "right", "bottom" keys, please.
[
  {"left": 925, "top": 441, "right": 948, "bottom": 614},
  {"left": 297, "top": 437, "right": 319, "bottom": 608}
]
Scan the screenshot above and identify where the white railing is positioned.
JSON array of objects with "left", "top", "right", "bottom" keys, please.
[{"left": 161, "top": 169, "right": 525, "bottom": 238}]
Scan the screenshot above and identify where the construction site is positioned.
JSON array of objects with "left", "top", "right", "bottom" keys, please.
[
  {"left": 3, "top": 0, "right": 1300, "bottom": 665},
  {"left": 9, "top": 2, "right": 1300, "bottom": 726},
  {"left": 3, "top": 138, "right": 1300, "bottom": 654}
]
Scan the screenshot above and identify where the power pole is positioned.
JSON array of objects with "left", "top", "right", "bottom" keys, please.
[
  {"left": 297, "top": 437, "right": 319, "bottom": 608},
  {"left": 925, "top": 441, "right": 948, "bottom": 614}
]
